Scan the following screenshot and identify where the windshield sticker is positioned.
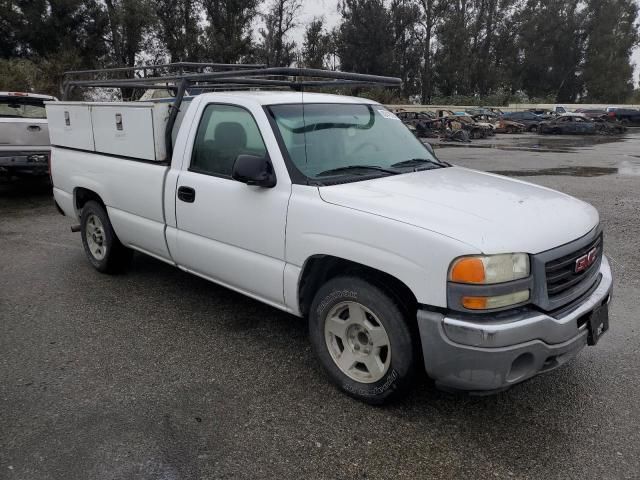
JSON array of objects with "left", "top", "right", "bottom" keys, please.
[{"left": 378, "top": 109, "right": 400, "bottom": 120}]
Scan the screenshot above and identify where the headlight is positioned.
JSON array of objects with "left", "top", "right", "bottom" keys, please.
[
  {"left": 449, "top": 253, "right": 530, "bottom": 284},
  {"left": 448, "top": 254, "right": 532, "bottom": 311}
]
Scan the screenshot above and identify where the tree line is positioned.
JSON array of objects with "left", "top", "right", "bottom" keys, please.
[{"left": 0, "top": 0, "right": 638, "bottom": 104}]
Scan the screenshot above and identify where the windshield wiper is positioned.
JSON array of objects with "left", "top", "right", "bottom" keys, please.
[
  {"left": 316, "top": 165, "right": 399, "bottom": 177},
  {"left": 390, "top": 158, "right": 447, "bottom": 169}
]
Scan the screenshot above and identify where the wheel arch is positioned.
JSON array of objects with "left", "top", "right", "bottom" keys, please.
[
  {"left": 297, "top": 255, "right": 418, "bottom": 319},
  {"left": 74, "top": 186, "right": 106, "bottom": 217}
]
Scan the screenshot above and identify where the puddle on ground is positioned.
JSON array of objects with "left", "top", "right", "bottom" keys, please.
[
  {"left": 491, "top": 160, "right": 640, "bottom": 177},
  {"left": 430, "top": 134, "right": 628, "bottom": 153},
  {"left": 490, "top": 166, "right": 618, "bottom": 177}
]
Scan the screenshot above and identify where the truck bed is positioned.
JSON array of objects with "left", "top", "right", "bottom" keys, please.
[{"left": 52, "top": 147, "right": 172, "bottom": 261}]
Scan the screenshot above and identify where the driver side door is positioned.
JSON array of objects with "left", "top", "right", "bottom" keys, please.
[{"left": 173, "top": 103, "right": 291, "bottom": 307}]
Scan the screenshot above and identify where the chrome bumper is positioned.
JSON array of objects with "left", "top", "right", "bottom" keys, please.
[{"left": 417, "top": 256, "right": 613, "bottom": 392}]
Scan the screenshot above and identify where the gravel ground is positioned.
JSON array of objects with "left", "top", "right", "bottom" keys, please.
[{"left": 1, "top": 132, "right": 639, "bottom": 480}]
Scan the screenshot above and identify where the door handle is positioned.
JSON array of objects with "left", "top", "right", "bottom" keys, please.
[
  {"left": 177, "top": 186, "right": 196, "bottom": 203},
  {"left": 27, "top": 125, "right": 41, "bottom": 132}
]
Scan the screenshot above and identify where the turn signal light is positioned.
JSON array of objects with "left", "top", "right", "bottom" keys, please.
[
  {"left": 462, "top": 290, "right": 530, "bottom": 310},
  {"left": 450, "top": 257, "right": 485, "bottom": 283}
]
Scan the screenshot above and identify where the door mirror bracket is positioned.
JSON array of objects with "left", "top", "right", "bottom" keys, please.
[{"left": 232, "top": 154, "right": 277, "bottom": 188}]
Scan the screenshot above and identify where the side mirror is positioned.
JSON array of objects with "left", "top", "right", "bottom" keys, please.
[{"left": 232, "top": 154, "right": 277, "bottom": 188}]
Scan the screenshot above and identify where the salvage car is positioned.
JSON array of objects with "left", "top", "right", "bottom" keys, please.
[
  {"left": 538, "top": 113, "right": 598, "bottom": 135},
  {"left": 395, "top": 110, "right": 439, "bottom": 137},
  {"left": 443, "top": 110, "right": 492, "bottom": 138},
  {"left": 0, "top": 92, "right": 57, "bottom": 176},
  {"left": 574, "top": 108, "right": 608, "bottom": 120},
  {"left": 48, "top": 66, "right": 613, "bottom": 404},
  {"left": 472, "top": 114, "right": 525, "bottom": 134},
  {"left": 609, "top": 108, "right": 640, "bottom": 126},
  {"left": 501, "top": 111, "right": 543, "bottom": 132}
]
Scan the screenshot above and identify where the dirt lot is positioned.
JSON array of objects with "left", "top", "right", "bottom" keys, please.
[{"left": 1, "top": 132, "right": 639, "bottom": 480}]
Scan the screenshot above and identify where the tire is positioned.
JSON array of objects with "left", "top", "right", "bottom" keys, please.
[
  {"left": 309, "top": 276, "right": 419, "bottom": 404},
  {"left": 529, "top": 125, "right": 538, "bottom": 133},
  {"left": 80, "top": 200, "right": 132, "bottom": 273}
]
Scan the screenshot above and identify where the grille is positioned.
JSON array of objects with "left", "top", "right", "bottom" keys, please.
[{"left": 545, "top": 233, "right": 603, "bottom": 300}]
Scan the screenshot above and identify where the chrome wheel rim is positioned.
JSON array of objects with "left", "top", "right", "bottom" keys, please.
[
  {"left": 324, "top": 301, "right": 391, "bottom": 384},
  {"left": 85, "top": 214, "right": 107, "bottom": 261}
]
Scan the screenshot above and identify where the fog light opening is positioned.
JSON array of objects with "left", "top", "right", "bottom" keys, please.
[{"left": 506, "top": 353, "right": 535, "bottom": 383}]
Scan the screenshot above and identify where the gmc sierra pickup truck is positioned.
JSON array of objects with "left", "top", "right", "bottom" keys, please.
[
  {"left": 0, "top": 92, "right": 56, "bottom": 176},
  {"left": 47, "top": 69, "right": 612, "bottom": 404}
]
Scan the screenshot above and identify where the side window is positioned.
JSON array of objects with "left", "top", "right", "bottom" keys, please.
[{"left": 191, "top": 104, "right": 267, "bottom": 177}]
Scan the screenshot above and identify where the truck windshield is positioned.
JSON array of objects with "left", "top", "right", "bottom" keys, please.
[
  {"left": 267, "top": 103, "right": 442, "bottom": 182},
  {"left": 0, "top": 97, "right": 47, "bottom": 119}
]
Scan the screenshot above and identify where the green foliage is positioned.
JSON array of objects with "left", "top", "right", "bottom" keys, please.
[
  {"left": 256, "top": 0, "right": 302, "bottom": 67},
  {"left": 201, "top": 0, "right": 260, "bottom": 63},
  {"left": 336, "top": 0, "right": 395, "bottom": 75},
  {"left": 0, "top": 0, "right": 638, "bottom": 103},
  {"left": 582, "top": 0, "right": 639, "bottom": 103},
  {"left": 0, "top": 53, "right": 86, "bottom": 97},
  {"left": 301, "top": 17, "right": 333, "bottom": 69}
]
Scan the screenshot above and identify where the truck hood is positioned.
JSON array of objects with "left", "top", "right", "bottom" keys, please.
[{"left": 318, "top": 166, "right": 599, "bottom": 254}]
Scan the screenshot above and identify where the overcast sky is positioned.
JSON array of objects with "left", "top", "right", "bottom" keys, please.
[{"left": 288, "top": 0, "right": 640, "bottom": 87}]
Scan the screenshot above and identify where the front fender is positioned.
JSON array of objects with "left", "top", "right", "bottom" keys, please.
[{"left": 285, "top": 185, "right": 479, "bottom": 308}]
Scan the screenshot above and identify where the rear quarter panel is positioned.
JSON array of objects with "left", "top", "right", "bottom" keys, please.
[{"left": 51, "top": 147, "right": 171, "bottom": 260}]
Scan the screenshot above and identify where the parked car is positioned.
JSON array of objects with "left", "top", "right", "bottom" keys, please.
[
  {"left": 0, "top": 92, "right": 57, "bottom": 176},
  {"left": 472, "top": 114, "right": 525, "bottom": 134},
  {"left": 501, "top": 111, "right": 543, "bottom": 132},
  {"left": 538, "top": 113, "right": 598, "bottom": 135},
  {"left": 48, "top": 67, "right": 613, "bottom": 404},
  {"left": 574, "top": 109, "right": 608, "bottom": 120},
  {"left": 609, "top": 108, "right": 640, "bottom": 126},
  {"left": 466, "top": 107, "right": 505, "bottom": 116},
  {"left": 396, "top": 110, "right": 439, "bottom": 137},
  {"left": 442, "top": 110, "right": 493, "bottom": 138}
]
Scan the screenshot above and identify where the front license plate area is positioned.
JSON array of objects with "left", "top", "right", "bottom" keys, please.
[{"left": 587, "top": 303, "right": 609, "bottom": 346}]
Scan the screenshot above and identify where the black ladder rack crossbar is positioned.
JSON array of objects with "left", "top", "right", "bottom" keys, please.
[
  {"left": 61, "top": 64, "right": 402, "bottom": 161},
  {"left": 63, "top": 62, "right": 265, "bottom": 79},
  {"left": 63, "top": 67, "right": 402, "bottom": 91}
]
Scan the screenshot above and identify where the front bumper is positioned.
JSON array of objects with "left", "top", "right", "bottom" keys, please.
[{"left": 417, "top": 256, "right": 613, "bottom": 392}]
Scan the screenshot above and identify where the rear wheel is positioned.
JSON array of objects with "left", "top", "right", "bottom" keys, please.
[
  {"left": 80, "top": 201, "right": 132, "bottom": 273},
  {"left": 309, "top": 276, "right": 419, "bottom": 404}
]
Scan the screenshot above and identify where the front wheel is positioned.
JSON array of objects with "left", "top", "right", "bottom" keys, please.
[
  {"left": 80, "top": 201, "right": 132, "bottom": 273},
  {"left": 309, "top": 276, "right": 419, "bottom": 404}
]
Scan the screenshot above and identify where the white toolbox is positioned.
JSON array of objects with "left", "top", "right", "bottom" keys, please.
[{"left": 46, "top": 99, "right": 190, "bottom": 161}]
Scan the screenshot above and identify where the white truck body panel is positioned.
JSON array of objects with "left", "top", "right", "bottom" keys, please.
[
  {"left": 46, "top": 104, "right": 95, "bottom": 151},
  {"left": 47, "top": 90, "right": 600, "bottom": 313},
  {"left": 47, "top": 100, "right": 192, "bottom": 161},
  {"left": 51, "top": 148, "right": 170, "bottom": 260},
  {"left": 91, "top": 105, "right": 156, "bottom": 160},
  {"left": 318, "top": 166, "right": 599, "bottom": 255}
]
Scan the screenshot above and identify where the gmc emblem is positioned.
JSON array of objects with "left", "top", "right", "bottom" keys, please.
[{"left": 575, "top": 247, "right": 598, "bottom": 273}]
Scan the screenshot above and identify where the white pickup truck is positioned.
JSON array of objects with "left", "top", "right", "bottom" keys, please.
[
  {"left": 0, "top": 92, "right": 56, "bottom": 176},
  {"left": 48, "top": 77, "right": 612, "bottom": 403}
]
